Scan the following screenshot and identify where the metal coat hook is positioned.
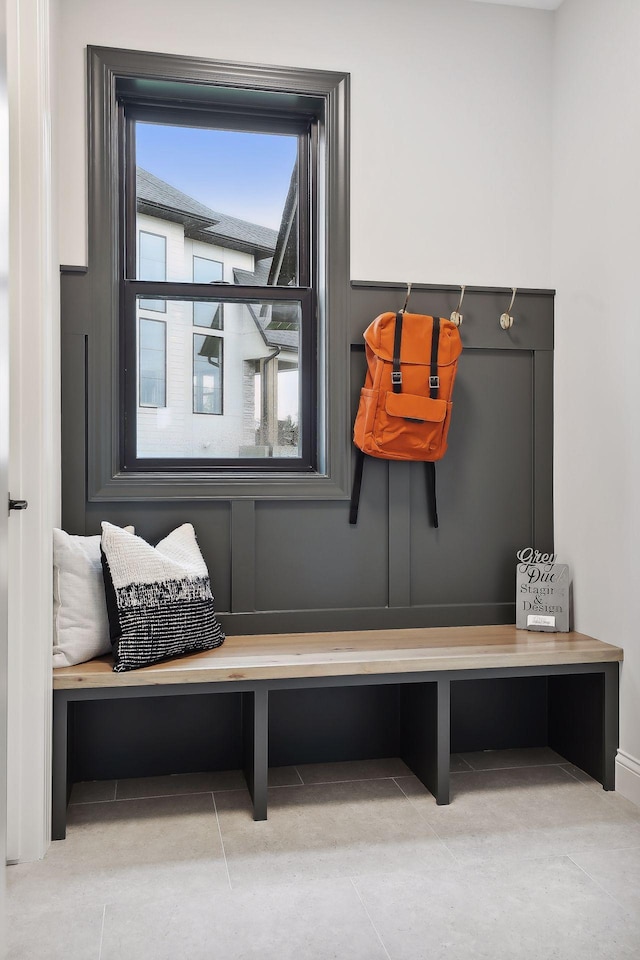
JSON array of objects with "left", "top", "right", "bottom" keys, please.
[
  {"left": 500, "top": 287, "right": 517, "bottom": 330},
  {"left": 401, "top": 282, "right": 412, "bottom": 314},
  {"left": 450, "top": 285, "right": 465, "bottom": 327}
]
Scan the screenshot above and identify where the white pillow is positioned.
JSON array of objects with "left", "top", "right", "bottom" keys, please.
[{"left": 53, "top": 527, "right": 133, "bottom": 668}]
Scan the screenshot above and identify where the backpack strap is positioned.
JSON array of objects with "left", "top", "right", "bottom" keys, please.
[
  {"left": 426, "top": 461, "right": 439, "bottom": 528},
  {"left": 427, "top": 316, "right": 441, "bottom": 527},
  {"left": 429, "top": 316, "right": 441, "bottom": 398},
  {"left": 392, "top": 311, "right": 403, "bottom": 393},
  {"left": 349, "top": 448, "right": 366, "bottom": 524}
]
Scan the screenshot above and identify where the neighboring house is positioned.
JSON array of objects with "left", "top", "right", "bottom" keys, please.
[{"left": 136, "top": 168, "right": 300, "bottom": 460}]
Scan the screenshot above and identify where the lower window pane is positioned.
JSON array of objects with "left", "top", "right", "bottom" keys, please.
[
  {"left": 136, "top": 297, "right": 302, "bottom": 460},
  {"left": 139, "top": 317, "right": 166, "bottom": 407},
  {"left": 194, "top": 334, "right": 223, "bottom": 415}
]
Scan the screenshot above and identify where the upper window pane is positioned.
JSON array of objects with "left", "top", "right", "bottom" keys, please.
[
  {"left": 139, "top": 231, "right": 166, "bottom": 281},
  {"left": 135, "top": 122, "right": 300, "bottom": 286},
  {"left": 139, "top": 231, "right": 166, "bottom": 312},
  {"left": 193, "top": 256, "right": 224, "bottom": 328},
  {"left": 193, "top": 255, "right": 223, "bottom": 283}
]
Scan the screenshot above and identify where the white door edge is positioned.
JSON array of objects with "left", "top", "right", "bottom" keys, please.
[{"left": 6, "top": 0, "right": 59, "bottom": 864}]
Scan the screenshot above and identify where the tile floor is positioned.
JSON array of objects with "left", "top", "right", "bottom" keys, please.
[{"left": 7, "top": 748, "right": 640, "bottom": 959}]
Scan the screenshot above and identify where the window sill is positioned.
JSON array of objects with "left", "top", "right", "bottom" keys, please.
[{"left": 88, "top": 468, "right": 351, "bottom": 502}]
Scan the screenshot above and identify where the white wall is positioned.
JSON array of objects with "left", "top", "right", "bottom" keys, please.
[
  {"left": 552, "top": 0, "right": 640, "bottom": 803},
  {"left": 55, "top": 0, "right": 554, "bottom": 287}
]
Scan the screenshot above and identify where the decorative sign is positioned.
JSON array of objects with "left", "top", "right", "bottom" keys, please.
[{"left": 515, "top": 548, "right": 570, "bottom": 633}]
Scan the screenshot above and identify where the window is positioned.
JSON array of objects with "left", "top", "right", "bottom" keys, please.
[
  {"left": 193, "top": 256, "right": 223, "bottom": 329},
  {"left": 125, "top": 108, "right": 310, "bottom": 470},
  {"left": 139, "top": 231, "right": 166, "bottom": 312},
  {"left": 87, "top": 47, "right": 349, "bottom": 500},
  {"left": 139, "top": 317, "right": 166, "bottom": 407},
  {"left": 193, "top": 333, "right": 222, "bottom": 415}
]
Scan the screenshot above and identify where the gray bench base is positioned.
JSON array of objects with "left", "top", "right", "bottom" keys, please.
[{"left": 52, "top": 661, "right": 620, "bottom": 841}]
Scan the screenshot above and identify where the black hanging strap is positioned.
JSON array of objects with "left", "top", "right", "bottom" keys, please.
[
  {"left": 349, "top": 448, "right": 366, "bottom": 525},
  {"left": 426, "top": 461, "right": 439, "bottom": 528},
  {"left": 392, "top": 311, "right": 403, "bottom": 393}
]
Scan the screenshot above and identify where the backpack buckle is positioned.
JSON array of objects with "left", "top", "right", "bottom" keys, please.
[
  {"left": 391, "top": 371, "right": 402, "bottom": 386},
  {"left": 429, "top": 375, "right": 440, "bottom": 389}
]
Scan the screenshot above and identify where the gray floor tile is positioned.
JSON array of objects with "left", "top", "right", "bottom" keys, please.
[
  {"left": 296, "top": 757, "right": 410, "bottom": 784},
  {"left": 397, "top": 765, "right": 640, "bottom": 864},
  {"left": 354, "top": 856, "right": 640, "bottom": 959},
  {"left": 100, "top": 877, "right": 388, "bottom": 960},
  {"left": 559, "top": 762, "right": 600, "bottom": 788},
  {"left": 215, "top": 778, "right": 453, "bottom": 888},
  {"left": 115, "top": 769, "right": 246, "bottom": 799},
  {"left": 70, "top": 779, "right": 117, "bottom": 804},
  {"left": 570, "top": 846, "right": 640, "bottom": 914},
  {"left": 6, "top": 903, "right": 104, "bottom": 960},
  {"left": 114, "top": 766, "right": 301, "bottom": 800},
  {"left": 267, "top": 765, "right": 303, "bottom": 787},
  {"left": 10, "top": 763, "right": 640, "bottom": 960},
  {"left": 459, "top": 746, "right": 565, "bottom": 771},
  {"left": 450, "top": 753, "right": 473, "bottom": 773},
  {"left": 7, "top": 793, "right": 229, "bottom": 920}
]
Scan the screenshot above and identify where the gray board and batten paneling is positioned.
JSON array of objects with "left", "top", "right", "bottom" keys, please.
[{"left": 60, "top": 272, "right": 554, "bottom": 635}]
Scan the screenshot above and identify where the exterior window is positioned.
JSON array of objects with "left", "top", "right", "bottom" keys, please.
[
  {"left": 193, "top": 334, "right": 222, "bottom": 415},
  {"left": 87, "top": 47, "right": 349, "bottom": 499},
  {"left": 126, "top": 110, "right": 310, "bottom": 469},
  {"left": 138, "top": 231, "right": 166, "bottom": 312},
  {"left": 138, "top": 317, "right": 166, "bottom": 407},
  {"left": 193, "top": 256, "right": 223, "bottom": 329}
]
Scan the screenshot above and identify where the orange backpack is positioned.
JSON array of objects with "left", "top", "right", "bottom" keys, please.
[{"left": 350, "top": 311, "right": 463, "bottom": 527}]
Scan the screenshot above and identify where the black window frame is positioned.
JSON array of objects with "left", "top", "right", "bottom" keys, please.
[
  {"left": 86, "top": 46, "right": 350, "bottom": 501},
  {"left": 123, "top": 104, "right": 314, "bottom": 472}
]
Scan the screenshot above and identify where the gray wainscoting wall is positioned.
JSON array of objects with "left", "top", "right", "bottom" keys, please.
[
  {"left": 60, "top": 274, "right": 555, "bottom": 778},
  {"left": 61, "top": 274, "right": 554, "bottom": 635}
]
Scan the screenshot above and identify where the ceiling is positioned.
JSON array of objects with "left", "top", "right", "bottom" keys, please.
[{"left": 467, "top": 0, "right": 563, "bottom": 9}]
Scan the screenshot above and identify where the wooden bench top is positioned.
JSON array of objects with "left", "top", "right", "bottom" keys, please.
[{"left": 52, "top": 624, "right": 623, "bottom": 690}]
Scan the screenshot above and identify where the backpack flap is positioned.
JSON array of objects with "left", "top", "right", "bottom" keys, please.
[{"left": 385, "top": 393, "right": 447, "bottom": 423}]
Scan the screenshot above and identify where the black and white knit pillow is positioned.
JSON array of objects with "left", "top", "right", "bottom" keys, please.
[{"left": 100, "top": 522, "right": 225, "bottom": 672}]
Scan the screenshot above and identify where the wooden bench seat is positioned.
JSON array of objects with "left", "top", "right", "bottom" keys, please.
[
  {"left": 52, "top": 625, "right": 623, "bottom": 840},
  {"left": 53, "top": 624, "right": 622, "bottom": 687}
]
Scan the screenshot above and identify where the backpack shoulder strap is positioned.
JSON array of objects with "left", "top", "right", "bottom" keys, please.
[
  {"left": 392, "top": 311, "right": 403, "bottom": 393},
  {"left": 427, "top": 316, "right": 441, "bottom": 527},
  {"left": 429, "top": 316, "right": 441, "bottom": 398}
]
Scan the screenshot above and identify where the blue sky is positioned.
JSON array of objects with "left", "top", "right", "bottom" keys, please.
[{"left": 136, "top": 122, "right": 297, "bottom": 230}]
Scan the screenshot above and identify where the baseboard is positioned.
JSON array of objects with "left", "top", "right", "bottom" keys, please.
[{"left": 615, "top": 750, "right": 640, "bottom": 808}]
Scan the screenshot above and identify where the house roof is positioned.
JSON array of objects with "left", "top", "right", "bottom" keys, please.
[
  {"left": 137, "top": 168, "right": 278, "bottom": 257},
  {"left": 233, "top": 259, "right": 273, "bottom": 286}
]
